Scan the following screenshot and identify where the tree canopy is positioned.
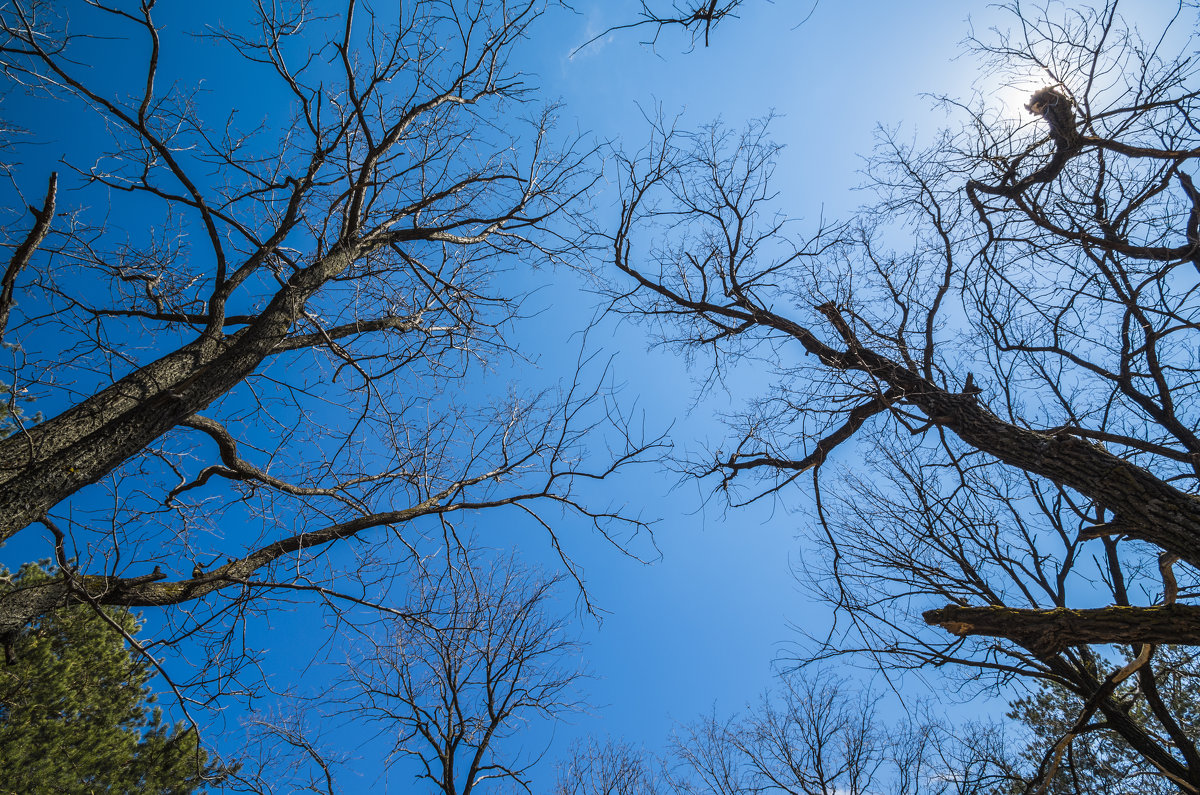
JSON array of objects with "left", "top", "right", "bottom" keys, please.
[
  {"left": 4, "top": 0, "right": 1200, "bottom": 791},
  {"left": 605, "top": 0, "right": 1200, "bottom": 787},
  {"left": 0, "top": 0, "right": 659, "bottom": 704}
]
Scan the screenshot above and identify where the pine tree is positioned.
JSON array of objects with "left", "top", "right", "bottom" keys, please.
[
  {"left": 0, "top": 563, "right": 221, "bottom": 794},
  {"left": 1009, "top": 647, "right": 1200, "bottom": 795}
]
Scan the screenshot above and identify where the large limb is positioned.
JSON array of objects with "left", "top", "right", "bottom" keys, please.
[
  {"left": 0, "top": 464, "right": 557, "bottom": 654},
  {"left": 923, "top": 604, "right": 1200, "bottom": 654},
  {"left": 613, "top": 172, "right": 1200, "bottom": 571},
  {"left": 0, "top": 232, "right": 496, "bottom": 537},
  {"left": 763, "top": 303, "right": 1200, "bottom": 573},
  {"left": 0, "top": 242, "right": 362, "bottom": 540},
  {"left": 967, "top": 88, "right": 1200, "bottom": 263}
]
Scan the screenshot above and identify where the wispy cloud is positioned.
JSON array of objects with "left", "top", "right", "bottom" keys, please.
[{"left": 567, "top": 12, "right": 617, "bottom": 62}]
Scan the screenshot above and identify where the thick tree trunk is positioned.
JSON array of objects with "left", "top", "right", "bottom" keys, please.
[{"left": 0, "top": 246, "right": 357, "bottom": 540}]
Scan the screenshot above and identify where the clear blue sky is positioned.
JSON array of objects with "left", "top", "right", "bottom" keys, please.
[
  {"left": 2, "top": 0, "right": 1172, "bottom": 791},
  {"left": 449, "top": 0, "right": 992, "bottom": 787}
]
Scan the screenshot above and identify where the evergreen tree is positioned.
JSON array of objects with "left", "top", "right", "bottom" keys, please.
[
  {"left": 1009, "top": 647, "right": 1200, "bottom": 795},
  {"left": 0, "top": 563, "right": 221, "bottom": 794}
]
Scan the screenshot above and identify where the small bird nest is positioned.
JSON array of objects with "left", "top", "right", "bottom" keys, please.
[{"left": 1026, "top": 88, "right": 1078, "bottom": 144}]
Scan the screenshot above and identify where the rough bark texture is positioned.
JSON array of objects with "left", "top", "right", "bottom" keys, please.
[
  {"left": 924, "top": 604, "right": 1200, "bottom": 654},
  {"left": 757, "top": 306, "right": 1200, "bottom": 573},
  {"left": 0, "top": 246, "right": 356, "bottom": 541}
]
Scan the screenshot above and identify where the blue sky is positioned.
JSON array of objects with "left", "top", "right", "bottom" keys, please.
[
  {"left": 2, "top": 0, "right": 1176, "bottom": 790},
  {"left": 440, "top": 0, "right": 994, "bottom": 785}
]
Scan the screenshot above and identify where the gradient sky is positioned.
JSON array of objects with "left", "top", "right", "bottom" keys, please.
[
  {"left": 513, "top": 0, "right": 982, "bottom": 745},
  {"left": 2, "top": 0, "right": 1175, "bottom": 791},
  {"left": 440, "top": 0, "right": 996, "bottom": 788},
  {"left": 476, "top": 0, "right": 1182, "bottom": 788}
]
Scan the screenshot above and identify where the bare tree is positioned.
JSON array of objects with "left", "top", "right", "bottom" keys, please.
[
  {"left": 0, "top": 0, "right": 660, "bottom": 698},
  {"left": 666, "top": 711, "right": 752, "bottom": 795},
  {"left": 554, "top": 737, "right": 665, "bottom": 795},
  {"left": 344, "top": 548, "right": 584, "bottom": 794},
  {"left": 733, "top": 675, "right": 886, "bottom": 795},
  {"left": 223, "top": 707, "right": 346, "bottom": 795},
  {"left": 549, "top": 676, "right": 1033, "bottom": 795},
  {"left": 605, "top": 0, "right": 1200, "bottom": 790},
  {"left": 660, "top": 672, "right": 1009, "bottom": 795}
]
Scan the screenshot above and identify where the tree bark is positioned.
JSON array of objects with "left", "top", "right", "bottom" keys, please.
[
  {"left": 0, "top": 245, "right": 358, "bottom": 540},
  {"left": 924, "top": 604, "right": 1200, "bottom": 654}
]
